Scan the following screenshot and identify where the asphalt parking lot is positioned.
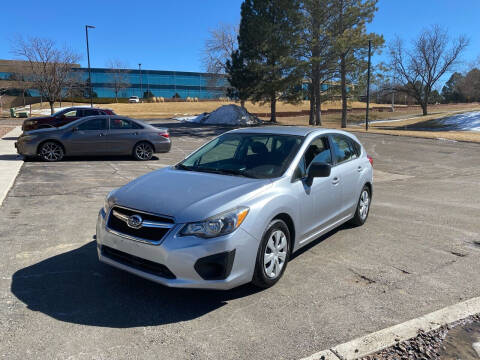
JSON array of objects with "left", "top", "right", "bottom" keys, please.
[{"left": 1, "top": 121, "right": 480, "bottom": 360}]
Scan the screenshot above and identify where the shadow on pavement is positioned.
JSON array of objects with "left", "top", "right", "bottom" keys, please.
[
  {"left": 11, "top": 241, "right": 259, "bottom": 328},
  {"left": 0, "top": 154, "right": 22, "bottom": 161}
]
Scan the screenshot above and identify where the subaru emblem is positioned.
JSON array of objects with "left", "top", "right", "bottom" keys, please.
[{"left": 127, "top": 214, "right": 143, "bottom": 229}]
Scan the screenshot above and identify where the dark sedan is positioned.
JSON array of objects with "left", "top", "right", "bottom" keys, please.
[
  {"left": 16, "top": 116, "right": 171, "bottom": 162},
  {"left": 22, "top": 107, "right": 116, "bottom": 131}
]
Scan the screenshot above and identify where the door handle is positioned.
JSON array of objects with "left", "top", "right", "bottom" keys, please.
[
  {"left": 357, "top": 166, "right": 362, "bottom": 172},
  {"left": 99, "top": 133, "right": 106, "bottom": 136},
  {"left": 332, "top": 177, "right": 340, "bottom": 185}
]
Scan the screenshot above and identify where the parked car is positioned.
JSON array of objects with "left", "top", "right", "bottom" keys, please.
[
  {"left": 97, "top": 127, "right": 373, "bottom": 290},
  {"left": 15, "top": 115, "right": 170, "bottom": 161},
  {"left": 22, "top": 107, "right": 116, "bottom": 131},
  {"left": 128, "top": 96, "right": 140, "bottom": 103}
]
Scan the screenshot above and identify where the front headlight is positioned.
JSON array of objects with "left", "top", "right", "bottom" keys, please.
[
  {"left": 180, "top": 207, "right": 249, "bottom": 238},
  {"left": 103, "top": 189, "right": 116, "bottom": 214}
]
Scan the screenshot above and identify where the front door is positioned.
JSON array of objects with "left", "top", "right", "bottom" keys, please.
[
  {"left": 292, "top": 135, "right": 342, "bottom": 243},
  {"left": 64, "top": 117, "right": 108, "bottom": 155}
]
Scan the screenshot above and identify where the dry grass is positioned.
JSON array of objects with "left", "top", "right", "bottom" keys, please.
[{"left": 25, "top": 100, "right": 390, "bottom": 119}]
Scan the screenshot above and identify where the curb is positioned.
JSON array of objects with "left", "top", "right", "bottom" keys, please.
[
  {"left": 301, "top": 296, "right": 480, "bottom": 360},
  {"left": 0, "top": 126, "right": 23, "bottom": 207}
]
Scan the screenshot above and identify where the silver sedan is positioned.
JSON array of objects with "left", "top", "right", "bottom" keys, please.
[
  {"left": 96, "top": 127, "right": 373, "bottom": 289},
  {"left": 15, "top": 115, "right": 171, "bottom": 161}
]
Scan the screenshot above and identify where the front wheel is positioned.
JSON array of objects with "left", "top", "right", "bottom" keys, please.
[
  {"left": 39, "top": 141, "right": 64, "bottom": 162},
  {"left": 133, "top": 142, "right": 154, "bottom": 161},
  {"left": 252, "top": 219, "right": 290, "bottom": 288},
  {"left": 349, "top": 185, "right": 371, "bottom": 226}
]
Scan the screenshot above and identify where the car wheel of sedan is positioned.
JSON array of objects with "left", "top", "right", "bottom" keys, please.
[
  {"left": 133, "top": 142, "right": 153, "bottom": 161},
  {"left": 349, "top": 185, "right": 371, "bottom": 226},
  {"left": 39, "top": 141, "right": 64, "bottom": 162},
  {"left": 252, "top": 219, "right": 290, "bottom": 288}
]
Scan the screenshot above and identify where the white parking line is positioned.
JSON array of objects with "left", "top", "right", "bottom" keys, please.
[
  {"left": 301, "top": 296, "right": 480, "bottom": 360},
  {"left": 0, "top": 127, "right": 23, "bottom": 206}
]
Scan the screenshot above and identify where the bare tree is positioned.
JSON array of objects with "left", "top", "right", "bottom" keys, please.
[
  {"left": 106, "top": 60, "right": 130, "bottom": 102},
  {"left": 202, "top": 23, "right": 238, "bottom": 74},
  {"left": 389, "top": 25, "right": 469, "bottom": 115},
  {"left": 11, "top": 36, "right": 80, "bottom": 114}
]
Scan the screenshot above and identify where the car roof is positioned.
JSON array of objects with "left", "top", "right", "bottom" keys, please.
[{"left": 228, "top": 126, "right": 352, "bottom": 137}]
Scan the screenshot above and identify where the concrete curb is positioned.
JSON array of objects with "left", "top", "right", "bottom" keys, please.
[
  {"left": 301, "top": 296, "right": 480, "bottom": 360},
  {"left": 0, "top": 126, "right": 23, "bottom": 207}
]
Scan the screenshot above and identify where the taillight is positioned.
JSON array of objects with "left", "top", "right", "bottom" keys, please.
[
  {"left": 367, "top": 155, "right": 373, "bottom": 166},
  {"left": 159, "top": 132, "right": 169, "bottom": 138}
]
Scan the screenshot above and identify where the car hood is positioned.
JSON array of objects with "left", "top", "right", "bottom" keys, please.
[{"left": 111, "top": 167, "right": 272, "bottom": 223}]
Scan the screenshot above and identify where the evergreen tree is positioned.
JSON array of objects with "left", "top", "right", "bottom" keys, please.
[
  {"left": 237, "top": 0, "right": 304, "bottom": 122},
  {"left": 331, "top": 0, "right": 383, "bottom": 128},
  {"left": 301, "top": 0, "right": 338, "bottom": 126},
  {"left": 225, "top": 50, "right": 257, "bottom": 108},
  {"left": 441, "top": 72, "right": 465, "bottom": 103}
]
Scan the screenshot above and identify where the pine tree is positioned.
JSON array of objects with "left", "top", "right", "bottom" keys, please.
[
  {"left": 225, "top": 50, "right": 257, "bottom": 108},
  {"left": 331, "top": 0, "right": 383, "bottom": 128},
  {"left": 238, "top": 0, "right": 304, "bottom": 122}
]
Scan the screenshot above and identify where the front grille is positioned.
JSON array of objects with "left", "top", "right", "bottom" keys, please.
[
  {"left": 102, "top": 245, "right": 176, "bottom": 279},
  {"left": 107, "top": 206, "right": 174, "bottom": 243}
]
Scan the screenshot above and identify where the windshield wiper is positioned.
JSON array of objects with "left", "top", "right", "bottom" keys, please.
[
  {"left": 175, "top": 163, "right": 194, "bottom": 171},
  {"left": 188, "top": 166, "right": 256, "bottom": 178}
]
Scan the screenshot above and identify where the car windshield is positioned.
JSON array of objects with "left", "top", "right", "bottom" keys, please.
[{"left": 177, "top": 133, "right": 303, "bottom": 179}]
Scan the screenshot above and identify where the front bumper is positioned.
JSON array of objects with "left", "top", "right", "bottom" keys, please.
[
  {"left": 15, "top": 139, "right": 37, "bottom": 156},
  {"left": 96, "top": 208, "right": 258, "bottom": 290}
]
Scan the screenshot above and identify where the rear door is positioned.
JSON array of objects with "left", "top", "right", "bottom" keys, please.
[
  {"left": 64, "top": 116, "right": 108, "bottom": 155},
  {"left": 106, "top": 118, "right": 144, "bottom": 154},
  {"left": 329, "top": 134, "right": 362, "bottom": 216}
]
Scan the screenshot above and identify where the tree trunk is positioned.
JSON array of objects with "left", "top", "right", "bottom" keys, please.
[
  {"left": 421, "top": 102, "right": 428, "bottom": 116},
  {"left": 314, "top": 67, "right": 322, "bottom": 126},
  {"left": 340, "top": 54, "right": 347, "bottom": 128},
  {"left": 309, "top": 84, "right": 315, "bottom": 125},
  {"left": 270, "top": 94, "right": 276, "bottom": 123},
  {"left": 240, "top": 99, "right": 245, "bottom": 109},
  {"left": 49, "top": 101, "right": 55, "bottom": 115}
]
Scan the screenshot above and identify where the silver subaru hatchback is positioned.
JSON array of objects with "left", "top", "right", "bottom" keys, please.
[{"left": 96, "top": 127, "right": 373, "bottom": 289}]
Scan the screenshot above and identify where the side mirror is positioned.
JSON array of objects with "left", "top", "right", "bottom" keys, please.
[{"left": 306, "top": 162, "right": 331, "bottom": 185}]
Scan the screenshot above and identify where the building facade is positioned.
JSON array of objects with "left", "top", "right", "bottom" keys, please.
[{"left": 0, "top": 60, "right": 228, "bottom": 100}]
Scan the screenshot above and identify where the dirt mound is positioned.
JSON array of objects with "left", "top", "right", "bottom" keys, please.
[{"left": 187, "top": 105, "right": 262, "bottom": 125}]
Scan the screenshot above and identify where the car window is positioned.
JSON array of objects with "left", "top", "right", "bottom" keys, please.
[
  {"left": 110, "top": 118, "right": 142, "bottom": 129},
  {"left": 77, "top": 118, "right": 107, "bottom": 131},
  {"left": 330, "top": 134, "right": 358, "bottom": 164},
  {"left": 295, "top": 136, "right": 331, "bottom": 179},
  {"left": 83, "top": 109, "right": 99, "bottom": 116},
  {"left": 63, "top": 110, "right": 77, "bottom": 118}
]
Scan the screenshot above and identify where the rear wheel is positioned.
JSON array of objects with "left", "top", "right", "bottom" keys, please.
[
  {"left": 252, "top": 219, "right": 290, "bottom": 288},
  {"left": 39, "top": 141, "right": 64, "bottom": 162},
  {"left": 133, "top": 142, "right": 153, "bottom": 161},
  {"left": 349, "top": 185, "right": 371, "bottom": 226}
]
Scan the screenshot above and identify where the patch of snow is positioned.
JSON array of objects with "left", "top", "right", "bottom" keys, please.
[{"left": 182, "top": 105, "right": 262, "bottom": 126}]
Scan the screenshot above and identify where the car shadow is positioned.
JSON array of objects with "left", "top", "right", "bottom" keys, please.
[
  {"left": 25, "top": 155, "right": 160, "bottom": 162},
  {"left": 0, "top": 154, "right": 23, "bottom": 161},
  {"left": 11, "top": 241, "right": 260, "bottom": 328}
]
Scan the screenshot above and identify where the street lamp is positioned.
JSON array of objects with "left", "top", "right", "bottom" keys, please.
[
  {"left": 138, "top": 63, "right": 142, "bottom": 100},
  {"left": 85, "top": 25, "right": 95, "bottom": 107},
  {"left": 365, "top": 39, "right": 372, "bottom": 131}
]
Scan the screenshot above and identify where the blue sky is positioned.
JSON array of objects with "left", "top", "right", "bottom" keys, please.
[{"left": 1, "top": 0, "right": 479, "bottom": 75}]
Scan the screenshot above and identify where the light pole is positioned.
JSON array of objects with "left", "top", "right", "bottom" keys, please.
[
  {"left": 138, "top": 63, "right": 142, "bottom": 100},
  {"left": 85, "top": 25, "right": 95, "bottom": 107},
  {"left": 365, "top": 39, "right": 372, "bottom": 131}
]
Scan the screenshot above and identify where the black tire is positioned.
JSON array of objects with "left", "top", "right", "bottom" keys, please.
[
  {"left": 349, "top": 185, "right": 371, "bottom": 226},
  {"left": 133, "top": 141, "right": 154, "bottom": 161},
  {"left": 38, "top": 141, "right": 64, "bottom": 162},
  {"left": 252, "top": 219, "right": 290, "bottom": 288}
]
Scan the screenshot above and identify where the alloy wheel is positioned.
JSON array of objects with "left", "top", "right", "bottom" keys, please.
[
  {"left": 264, "top": 230, "right": 287, "bottom": 279},
  {"left": 135, "top": 143, "right": 153, "bottom": 160},
  {"left": 359, "top": 189, "right": 370, "bottom": 220},
  {"left": 40, "top": 142, "right": 63, "bottom": 161}
]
